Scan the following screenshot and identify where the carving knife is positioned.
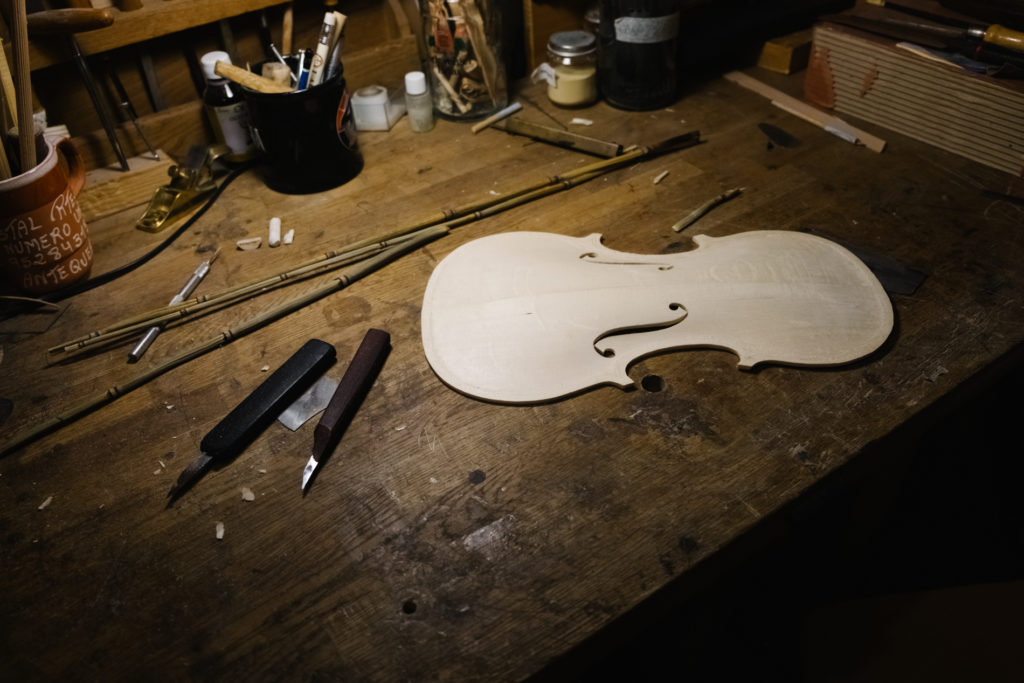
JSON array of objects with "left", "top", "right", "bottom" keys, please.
[
  {"left": 128, "top": 248, "right": 220, "bottom": 363},
  {"left": 865, "top": 0, "right": 1024, "bottom": 53},
  {"left": 168, "top": 338, "right": 336, "bottom": 503},
  {"left": 302, "top": 329, "right": 390, "bottom": 493}
]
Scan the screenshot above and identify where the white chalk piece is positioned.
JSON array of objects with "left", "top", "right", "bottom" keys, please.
[
  {"left": 236, "top": 237, "right": 262, "bottom": 250},
  {"left": 269, "top": 217, "right": 282, "bottom": 247},
  {"left": 215, "top": 521, "right": 225, "bottom": 539},
  {"left": 283, "top": 229, "right": 295, "bottom": 245}
]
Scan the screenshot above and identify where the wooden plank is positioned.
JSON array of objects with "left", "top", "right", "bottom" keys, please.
[
  {"left": 724, "top": 70, "right": 886, "bottom": 152},
  {"left": 71, "top": 99, "right": 204, "bottom": 170},
  {"left": 757, "top": 28, "right": 813, "bottom": 74},
  {"left": 27, "top": 0, "right": 291, "bottom": 70}
]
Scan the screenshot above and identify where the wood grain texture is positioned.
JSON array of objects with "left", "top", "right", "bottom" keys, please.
[
  {"left": 0, "top": 78, "right": 1022, "bottom": 680},
  {"left": 77, "top": 149, "right": 173, "bottom": 222},
  {"left": 421, "top": 230, "right": 893, "bottom": 402}
]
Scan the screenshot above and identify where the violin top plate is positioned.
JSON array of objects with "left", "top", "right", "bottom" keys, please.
[{"left": 421, "top": 230, "right": 894, "bottom": 403}]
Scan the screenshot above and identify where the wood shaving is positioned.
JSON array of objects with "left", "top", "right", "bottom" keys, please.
[
  {"left": 236, "top": 237, "right": 262, "bottom": 251},
  {"left": 570, "top": 117, "right": 593, "bottom": 126},
  {"left": 653, "top": 171, "right": 669, "bottom": 185},
  {"left": 283, "top": 229, "right": 294, "bottom": 245},
  {"left": 260, "top": 365, "right": 270, "bottom": 372},
  {"left": 38, "top": 496, "right": 53, "bottom": 510},
  {"left": 215, "top": 521, "right": 225, "bottom": 539},
  {"left": 241, "top": 487, "right": 255, "bottom": 501}
]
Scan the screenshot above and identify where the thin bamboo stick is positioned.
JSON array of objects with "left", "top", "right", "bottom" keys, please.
[
  {"left": 1, "top": 226, "right": 448, "bottom": 458},
  {"left": 11, "top": 0, "right": 35, "bottom": 171},
  {"left": 53, "top": 167, "right": 614, "bottom": 357},
  {"left": 51, "top": 230, "right": 428, "bottom": 356},
  {"left": 50, "top": 130, "right": 701, "bottom": 355}
]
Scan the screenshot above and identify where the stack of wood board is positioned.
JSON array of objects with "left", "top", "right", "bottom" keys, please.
[{"left": 804, "top": 21, "right": 1024, "bottom": 176}]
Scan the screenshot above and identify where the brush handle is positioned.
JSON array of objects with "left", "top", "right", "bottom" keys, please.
[{"left": 982, "top": 24, "right": 1024, "bottom": 52}]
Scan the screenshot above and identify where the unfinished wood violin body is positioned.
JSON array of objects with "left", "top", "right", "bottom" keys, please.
[{"left": 421, "top": 230, "right": 893, "bottom": 403}]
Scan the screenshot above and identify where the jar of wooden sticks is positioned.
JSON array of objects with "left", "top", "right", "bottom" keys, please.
[{"left": 420, "top": 0, "right": 508, "bottom": 119}]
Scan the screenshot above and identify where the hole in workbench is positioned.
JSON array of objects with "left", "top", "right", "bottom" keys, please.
[
  {"left": 402, "top": 600, "right": 417, "bottom": 614},
  {"left": 641, "top": 375, "right": 665, "bottom": 392}
]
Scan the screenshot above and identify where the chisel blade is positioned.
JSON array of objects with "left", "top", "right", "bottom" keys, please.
[{"left": 167, "top": 452, "right": 213, "bottom": 503}]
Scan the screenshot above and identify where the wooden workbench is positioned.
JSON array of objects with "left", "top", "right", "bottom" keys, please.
[{"left": 1, "top": 75, "right": 1022, "bottom": 680}]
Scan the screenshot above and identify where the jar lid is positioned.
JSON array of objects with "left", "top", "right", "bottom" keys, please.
[{"left": 548, "top": 30, "right": 597, "bottom": 58}]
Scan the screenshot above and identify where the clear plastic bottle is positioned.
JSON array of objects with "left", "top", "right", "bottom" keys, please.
[
  {"left": 200, "top": 51, "right": 257, "bottom": 162},
  {"left": 404, "top": 71, "right": 435, "bottom": 133}
]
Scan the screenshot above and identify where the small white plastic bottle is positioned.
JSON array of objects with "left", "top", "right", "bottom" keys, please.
[{"left": 404, "top": 71, "right": 434, "bottom": 133}]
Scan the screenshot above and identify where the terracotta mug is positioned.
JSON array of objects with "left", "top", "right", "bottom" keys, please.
[{"left": 0, "top": 137, "right": 92, "bottom": 295}]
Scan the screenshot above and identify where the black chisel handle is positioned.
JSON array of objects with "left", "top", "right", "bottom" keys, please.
[
  {"left": 312, "top": 329, "right": 390, "bottom": 460},
  {"left": 200, "top": 339, "right": 336, "bottom": 457}
]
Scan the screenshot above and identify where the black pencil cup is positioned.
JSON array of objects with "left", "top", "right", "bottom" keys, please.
[{"left": 242, "top": 54, "right": 363, "bottom": 194}]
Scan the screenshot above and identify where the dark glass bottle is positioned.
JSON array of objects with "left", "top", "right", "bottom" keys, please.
[
  {"left": 200, "top": 51, "right": 257, "bottom": 162},
  {"left": 598, "top": 0, "right": 679, "bottom": 110}
]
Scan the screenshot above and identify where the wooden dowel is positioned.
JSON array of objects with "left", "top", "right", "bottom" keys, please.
[
  {"left": 11, "top": 0, "right": 36, "bottom": 171},
  {"left": 281, "top": 2, "right": 294, "bottom": 55},
  {"left": 672, "top": 187, "right": 743, "bottom": 232},
  {"left": 214, "top": 60, "right": 292, "bottom": 94},
  {"left": 0, "top": 38, "right": 18, "bottom": 123},
  {"left": 471, "top": 101, "right": 522, "bottom": 134},
  {"left": 0, "top": 131, "right": 11, "bottom": 179}
]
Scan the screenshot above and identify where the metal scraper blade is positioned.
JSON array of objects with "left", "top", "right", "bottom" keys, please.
[{"left": 278, "top": 375, "right": 340, "bottom": 431}]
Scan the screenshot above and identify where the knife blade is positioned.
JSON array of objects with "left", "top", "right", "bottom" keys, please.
[
  {"left": 302, "top": 329, "right": 390, "bottom": 493},
  {"left": 168, "top": 338, "right": 336, "bottom": 503}
]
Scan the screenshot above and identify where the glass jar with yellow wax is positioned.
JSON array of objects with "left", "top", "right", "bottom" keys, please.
[{"left": 545, "top": 30, "right": 598, "bottom": 107}]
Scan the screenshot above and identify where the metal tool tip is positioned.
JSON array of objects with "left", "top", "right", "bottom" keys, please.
[{"left": 301, "top": 456, "right": 318, "bottom": 493}]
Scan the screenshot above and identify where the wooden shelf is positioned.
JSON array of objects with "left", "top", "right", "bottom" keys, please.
[{"left": 28, "top": 0, "right": 289, "bottom": 70}]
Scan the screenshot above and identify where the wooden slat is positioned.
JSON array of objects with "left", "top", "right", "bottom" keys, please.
[{"left": 27, "top": 0, "right": 291, "bottom": 70}]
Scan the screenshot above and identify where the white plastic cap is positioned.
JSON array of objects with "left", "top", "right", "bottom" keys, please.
[
  {"left": 201, "top": 51, "right": 231, "bottom": 80},
  {"left": 405, "top": 71, "right": 427, "bottom": 96}
]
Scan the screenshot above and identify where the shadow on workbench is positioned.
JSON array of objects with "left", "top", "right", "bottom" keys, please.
[{"left": 537, "top": 359, "right": 1024, "bottom": 683}]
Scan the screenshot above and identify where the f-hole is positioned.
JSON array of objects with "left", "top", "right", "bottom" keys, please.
[{"left": 594, "top": 303, "right": 687, "bottom": 357}]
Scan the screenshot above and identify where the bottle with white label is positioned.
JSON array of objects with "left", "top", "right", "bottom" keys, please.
[
  {"left": 200, "top": 51, "right": 257, "bottom": 162},
  {"left": 598, "top": 0, "right": 679, "bottom": 110}
]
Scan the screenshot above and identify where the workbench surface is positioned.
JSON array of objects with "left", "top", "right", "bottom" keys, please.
[{"left": 2, "top": 76, "right": 1022, "bottom": 680}]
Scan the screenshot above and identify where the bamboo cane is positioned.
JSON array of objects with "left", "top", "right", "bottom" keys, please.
[
  {"left": 50, "top": 230, "right": 429, "bottom": 356},
  {"left": 11, "top": 0, "right": 36, "bottom": 171},
  {"left": 52, "top": 166, "right": 614, "bottom": 357},
  {"left": 50, "top": 130, "right": 701, "bottom": 356},
  {"left": 2, "top": 227, "right": 448, "bottom": 458}
]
